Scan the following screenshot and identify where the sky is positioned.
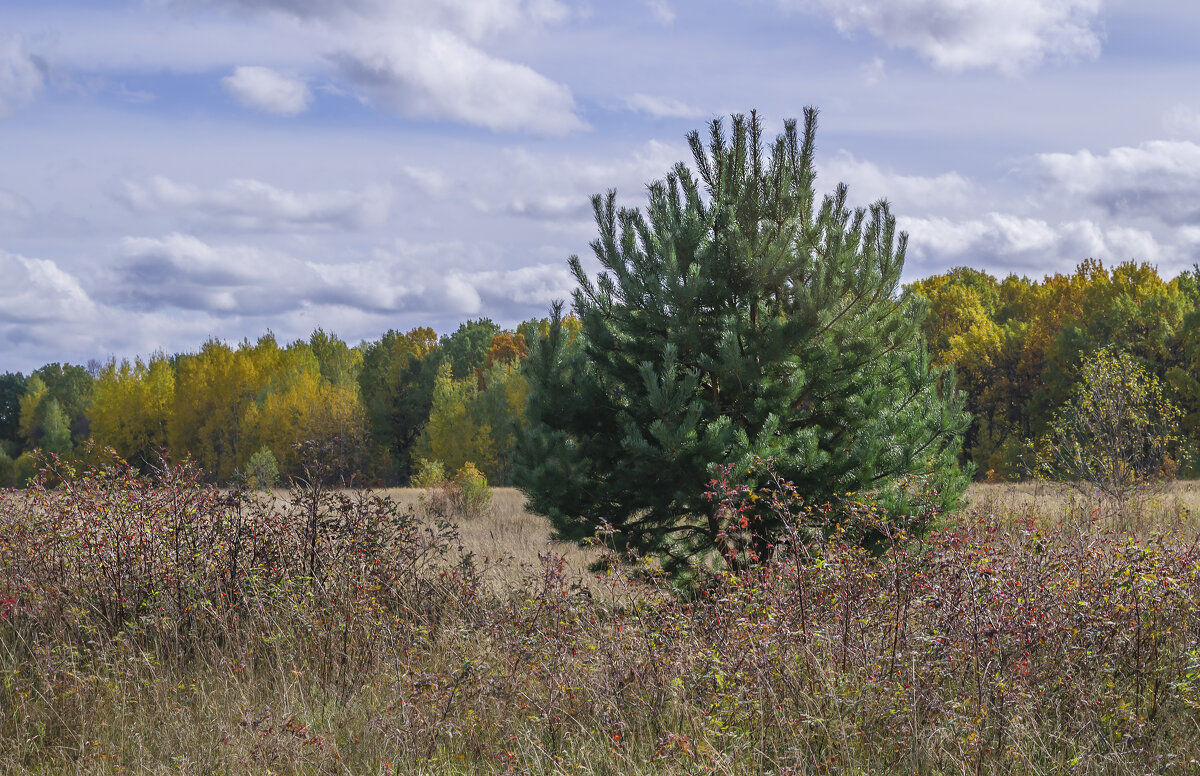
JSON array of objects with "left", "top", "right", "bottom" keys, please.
[{"left": 2, "top": 0, "right": 1200, "bottom": 373}]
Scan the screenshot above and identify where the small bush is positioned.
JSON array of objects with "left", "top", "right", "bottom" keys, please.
[
  {"left": 243, "top": 445, "right": 280, "bottom": 490},
  {"left": 453, "top": 461, "right": 492, "bottom": 518},
  {"left": 411, "top": 457, "right": 447, "bottom": 489},
  {"left": 416, "top": 460, "right": 492, "bottom": 521},
  {"left": 10, "top": 452, "right": 35, "bottom": 488}
]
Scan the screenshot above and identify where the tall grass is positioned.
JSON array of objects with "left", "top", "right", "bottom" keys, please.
[{"left": 2, "top": 454, "right": 1199, "bottom": 774}]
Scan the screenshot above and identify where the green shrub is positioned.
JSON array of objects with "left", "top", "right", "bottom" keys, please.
[
  {"left": 411, "top": 457, "right": 447, "bottom": 489},
  {"left": 11, "top": 452, "right": 36, "bottom": 488},
  {"left": 244, "top": 446, "right": 280, "bottom": 490},
  {"left": 453, "top": 461, "right": 492, "bottom": 518}
]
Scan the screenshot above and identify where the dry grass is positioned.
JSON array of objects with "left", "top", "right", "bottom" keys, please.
[
  {"left": 377, "top": 487, "right": 601, "bottom": 584},
  {"left": 5, "top": 469, "right": 1200, "bottom": 775},
  {"left": 963, "top": 480, "right": 1200, "bottom": 533}
]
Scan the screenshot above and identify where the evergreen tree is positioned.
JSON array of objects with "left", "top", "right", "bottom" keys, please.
[
  {"left": 0, "top": 372, "right": 25, "bottom": 453},
  {"left": 517, "top": 109, "right": 970, "bottom": 573}
]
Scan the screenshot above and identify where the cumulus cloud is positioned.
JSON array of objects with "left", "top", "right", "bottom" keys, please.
[
  {"left": 494, "top": 139, "right": 685, "bottom": 208},
  {"left": 331, "top": 28, "right": 584, "bottom": 134},
  {"left": 186, "top": 0, "right": 571, "bottom": 40},
  {"left": 901, "top": 213, "right": 1171, "bottom": 275},
  {"left": 108, "top": 234, "right": 300, "bottom": 314},
  {"left": 465, "top": 262, "right": 575, "bottom": 305},
  {"left": 782, "top": 0, "right": 1102, "bottom": 75},
  {"left": 117, "top": 176, "right": 391, "bottom": 231},
  {"left": 0, "top": 251, "right": 96, "bottom": 326},
  {"left": 625, "top": 93, "right": 702, "bottom": 119},
  {"left": 170, "top": 0, "right": 582, "bottom": 133},
  {"left": 222, "top": 66, "right": 312, "bottom": 115},
  {"left": 0, "top": 35, "right": 45, "bottom": 117},
  {"left": 307, "top": 249, "right": 574, "bottom": 316},
  {"left": 818, "top": 151, "right": 974, "bottom": 213},
  {"left": 1035, "top": 140, "right": 1200, "bottom": 225},
  {"left": 104, "top": 233, "right": 575, "bottom": 320}
]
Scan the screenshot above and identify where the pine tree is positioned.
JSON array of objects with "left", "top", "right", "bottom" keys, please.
[{"left": 516, "top": 109, "right": 970, "bottom": 574}]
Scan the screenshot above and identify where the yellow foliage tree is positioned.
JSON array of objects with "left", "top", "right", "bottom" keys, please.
[
  {"left": 90, "top": 354, "right": 175, "bottom": 467},
  {"left": 416, "top": 362, "right": 496, "bottom": 479}
]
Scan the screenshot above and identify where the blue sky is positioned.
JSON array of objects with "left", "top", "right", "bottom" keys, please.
[{"left": 2, "top": 0, "right": 1199, "bottom": 371}]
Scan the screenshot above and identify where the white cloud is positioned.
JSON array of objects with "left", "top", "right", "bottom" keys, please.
[
  {"left": 818, "top": 151, "right": 974, "bottom": 213},
  {"left": 785, "top": 0, "right": 1102, "bottom": 75},
  {"left": 116, "top": 84, "right": 156, "bottom": 104},
  {"left": 901, "top": 213, "right": 1174, "bottom": 275},
  {"left": 465, "top": 262, "right": 575, "bottom": 305},
  {"left": 1036, "top": 140, "right": 1200, "bottom": 225},
  {"left": 0, "top": 251, "right": 96, "bottom": 326},
  {"left": 398, "top": 166, "right": 453, "bottom": 197},
  {"left": 472, "top": 139, "right": 686, "bottom": 230},
  {"left": 625, "top": 93, "right": 703, "bottom": 119},
  {"left": 117, "top": 176, "right": 391, "bottom": 231},
  {"left": 222, "top": 66, "right": 313, "bottom": 115},
  {"left": 106, "top": 232, "right": 575, "bottom": 320},
  {"left": 331, "top": 27, "right": 585, "bottom": 134},
  {"left": 111, "top": 233, "right": 296, "bottom": 313},
  {"left": 185, "top": 0, "right": 571, "bottom": 40},
  {"left": 0, "top": 35, "right": 45, "bottom": 117}
]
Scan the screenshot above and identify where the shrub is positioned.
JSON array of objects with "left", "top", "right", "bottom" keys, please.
[
  {"left": 417, "top": 460, "right": 492, "bottom": 522},
  {"left": 1038, "top": 348, "right": 1183, "bottom": 520},
  {"left": 453, "top": 461, "right": 492, "bottom": 518},
  {"left": 10, "top": 452, "right": 35, "bottom": 488},
  {"left": 0, "top": 448, "right": 477, "bottom": 681},
  {"left": 411, "top": 456, "right": 447, "bottom": 489},
  {"left": 243, "top": 445, "right": 280, "bottom": 490}
]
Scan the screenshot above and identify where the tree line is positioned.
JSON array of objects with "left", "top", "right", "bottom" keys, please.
[
  {"left": 0, "top": 317, "right": 578, "bottom": 488},
  {"left": 912, "top": 259, "right": 1199, "bottom": 479},
  {"left": 1, "top": 258, "right": 1194, "bottom": 489}
]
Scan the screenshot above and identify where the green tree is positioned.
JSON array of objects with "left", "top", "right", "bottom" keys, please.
[
  {"left": 17, "top": 364, "right": 93, "bottom": 450},
  {"left": 358, "top": 327, "right": 441, "bottom": 482},
  {"left": 1037, "top": 348, "right": 1183, "bottom": 515},
  {"left": 18, "top": 375, "right": 48, "bottom": 448},
  {"left": 476, "top": 359, "right": 530, "bottom": 485},
  {"left": 31, "top": 363, "right": 94, "bottom": 444},
  {"left": 415, "top": 362, "right": 496, "bottom": 478},
  {"left": 517, "top": 110, "right": 970, "bottom": 573},
  {"left": 1166, "top": 265, "right": 1200, "bottom": 476},
  {"left": 308, "top": 328, "right": 362, "bottom": 388},
  {"left": 40, "top": 398, "right": 73, "bottom": 455},
  {"left": 243, "top": 445, "right": 281, "bottom": 490},
  {"left": 0, "top": 372, "right": 25, "bottom": 454},
  {"left": 441, "top": 318, "right": 501, "bottom": 385}
]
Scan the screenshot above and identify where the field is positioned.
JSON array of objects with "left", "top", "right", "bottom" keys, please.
[{"left": 3, "top": 466, "right": 1200, "bottom": 775}]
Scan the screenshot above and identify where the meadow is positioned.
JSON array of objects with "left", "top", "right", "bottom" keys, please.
[{"left": 2, "top": 458, "right": 1200, "bottom": 775}]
